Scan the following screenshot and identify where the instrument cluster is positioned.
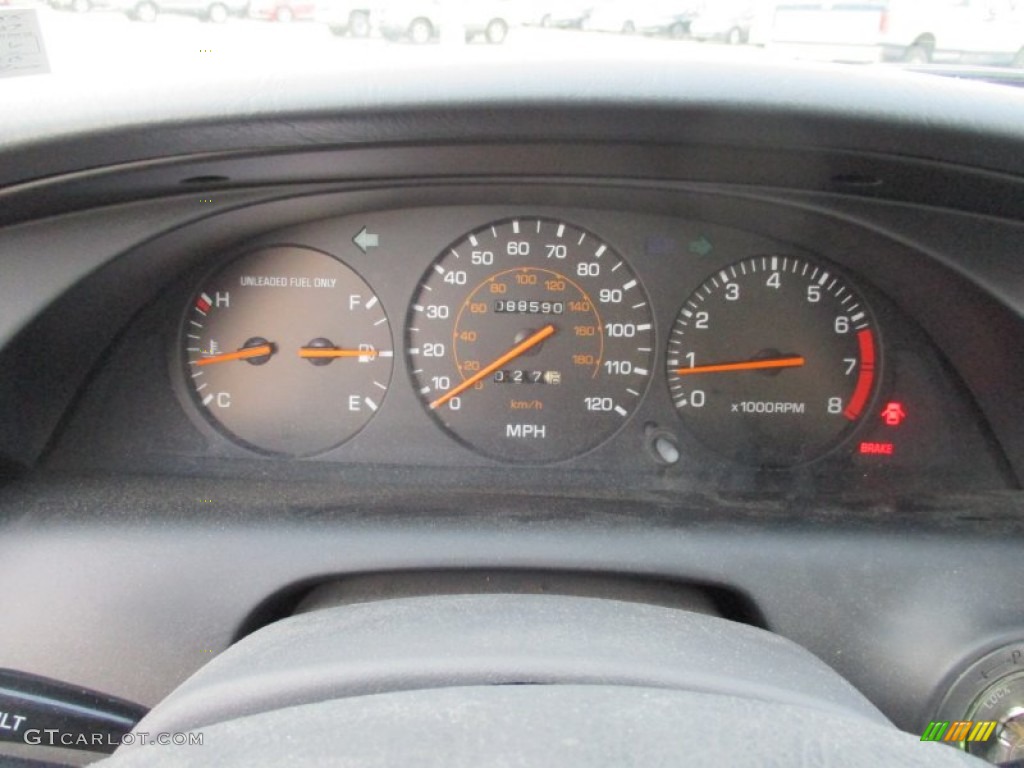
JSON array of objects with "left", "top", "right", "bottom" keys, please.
[{"left": 175, "top": 206, "right": 896, "bottom": 470}]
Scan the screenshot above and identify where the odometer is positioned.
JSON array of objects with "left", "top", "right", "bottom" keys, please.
[
  {"left": 666, "top": 255, "right": 880, "bottom": 467},
  {"left": 407, "top": 218, "right": 654, "bottom": 463}
]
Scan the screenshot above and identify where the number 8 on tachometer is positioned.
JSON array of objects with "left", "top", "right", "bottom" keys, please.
[{"left": 406, "top": 218, "right": 655, "bottom": 462}]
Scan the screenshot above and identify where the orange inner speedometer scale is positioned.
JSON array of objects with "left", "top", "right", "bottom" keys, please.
[{"left": 432, "top": 267, "right": 605, "bottom": 411}]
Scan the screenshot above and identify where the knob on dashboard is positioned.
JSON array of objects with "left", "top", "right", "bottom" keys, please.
[{"left": 932, "top": 642, "right": 1024, "bottom": 765}]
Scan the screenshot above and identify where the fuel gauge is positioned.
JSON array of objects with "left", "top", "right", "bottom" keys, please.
[{"left": 181, "top": 246, "right": 393, "bottom": 456}]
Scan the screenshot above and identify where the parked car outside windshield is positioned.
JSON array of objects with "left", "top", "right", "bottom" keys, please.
[{"left": 4, "top": 0, "right": 1024, "bottom": 79}]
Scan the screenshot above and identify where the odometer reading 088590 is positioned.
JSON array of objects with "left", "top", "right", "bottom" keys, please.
[{"left": 407, "top": 218, "right": 655, "bottom": 463}]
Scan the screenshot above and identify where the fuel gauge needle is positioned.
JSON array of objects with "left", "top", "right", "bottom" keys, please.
[
  {"left": 430, "top": 323, "right": 556, "bottom": 410},
  {"left": 674, "top": 356, "right": 805, "bottom": 376},
  {"left": 298, "top": 347, "right": 377, "bottom": 360},
  {"left": 195, "top": 344, "right": 275, "bottom": 366}
]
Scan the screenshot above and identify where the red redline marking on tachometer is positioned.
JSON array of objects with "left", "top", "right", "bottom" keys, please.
[{"left": 843, "top": 329, "right": 876, "bottom": 420}]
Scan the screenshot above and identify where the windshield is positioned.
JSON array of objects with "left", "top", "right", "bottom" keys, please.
[{"left": 3, "top": 0, "right": 1024, "bottom": 85}]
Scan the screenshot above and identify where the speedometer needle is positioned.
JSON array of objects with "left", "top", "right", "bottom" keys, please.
[
  {"left": 430, "top": 324, "right": 556, "bottom": 410},
  {"left": 195, "top": 344, "right": 274, "bottom": 366},
  {"left": 298, "top": 347, "right": 377, "bottom": 360},
  {"left": 674, "top": 356, "right": 805, "bottom": 376}
]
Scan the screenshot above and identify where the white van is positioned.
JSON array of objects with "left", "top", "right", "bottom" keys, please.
[{"left": 767, "top": 0, "right": 1024, "bottom": 66}]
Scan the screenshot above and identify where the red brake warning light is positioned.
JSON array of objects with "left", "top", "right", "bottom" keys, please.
[
  {"left": 881, "top": 402, "right": 906, "bottom": 427},
  {"left": 860, "top": 441, "right": 894, "bottom": 455}
]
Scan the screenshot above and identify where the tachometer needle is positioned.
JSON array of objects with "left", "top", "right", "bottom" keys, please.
[
  {"left": 430, "top": 324, "right": 556, "bottom": 410},
  {"left": 195, "top": 344, "right": 274, "bottom": 366},
  {"left": 674, "top": 356, "right": 805, "bottom": 376},
  {"left": 298, "top": 347, "right": 377, "bottom": 360}
]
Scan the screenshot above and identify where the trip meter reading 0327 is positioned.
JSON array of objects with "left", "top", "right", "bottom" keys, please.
[{"left": 407, "top": 218, "right": 655, "bottom": 463}]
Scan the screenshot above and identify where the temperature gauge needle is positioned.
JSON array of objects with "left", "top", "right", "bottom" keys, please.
[
  {"left": 430, "top": 324, "right": 556, "bottom": 410},
  {"left": 674, "top": 355, "right": 805, "bottom": 376},
  {"left": 298, "top": 347, "right": 377, "bottom": 360},
  {"left": 195, "top": 343, "right": 274, "bottom": 366}
]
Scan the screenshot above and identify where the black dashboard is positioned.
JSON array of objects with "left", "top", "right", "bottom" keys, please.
[
  {"left": 38, "top": 196, "right": 1014, "bottom": 495},
  {"left": 2, "top": 56, "right": 1024, "bottom": 765}
]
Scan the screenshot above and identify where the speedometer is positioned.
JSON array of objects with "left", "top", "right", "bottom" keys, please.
[{"left": 407, "top": 217, "right": 654, "bottom": 463}]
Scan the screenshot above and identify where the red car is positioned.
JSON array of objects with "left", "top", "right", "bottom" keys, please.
[{"left": 249, "top": 0, "right": 315, "bottom": 21}]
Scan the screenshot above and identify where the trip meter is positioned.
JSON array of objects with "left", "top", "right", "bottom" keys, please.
[
  {"left": 666, "top": 255, "right": 880, "bottom": 467},
  {"left": 407, "top": 217, "right": 654, "bottom": 463}
]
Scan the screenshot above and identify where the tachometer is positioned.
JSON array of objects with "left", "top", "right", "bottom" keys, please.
[
  {"left": 407, "top": 218, "right": 654, "bottom": 463},
  {"left": 666, "top": 255, "right": 880, "bottom": 467},
  {"left": 182, "top": 246, "right": 393, "bottom": 456}
]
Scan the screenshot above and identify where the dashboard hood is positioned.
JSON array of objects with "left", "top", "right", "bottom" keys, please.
[{"left": 5, "top": 55, "right": 1024, "bottom": 186}]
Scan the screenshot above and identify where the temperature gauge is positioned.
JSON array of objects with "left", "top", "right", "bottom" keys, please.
[{"left": 181, "top": 246, "right": 393, "bottom": 456}]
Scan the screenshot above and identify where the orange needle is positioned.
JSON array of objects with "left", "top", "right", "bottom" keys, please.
[
  {"left": 674, "top": 356, "right": 805, "bottom": 376},
  {"left": 298, "top": 347, "right": 377, "bottom": 359},
  {"left": 430, "top": 324, "right": 556, "bottom": 410},
  {"left": 195, "top": 344, "right": 274, "bottom": 366}
]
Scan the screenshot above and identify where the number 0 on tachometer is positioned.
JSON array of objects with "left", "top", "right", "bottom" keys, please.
[{"left": 406, "top": 218, "right": 654, "bottom": 462}]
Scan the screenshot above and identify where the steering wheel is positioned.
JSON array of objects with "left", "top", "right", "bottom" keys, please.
[{"left": 96, "top": 594, "right": 985, "bottom": 767}]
